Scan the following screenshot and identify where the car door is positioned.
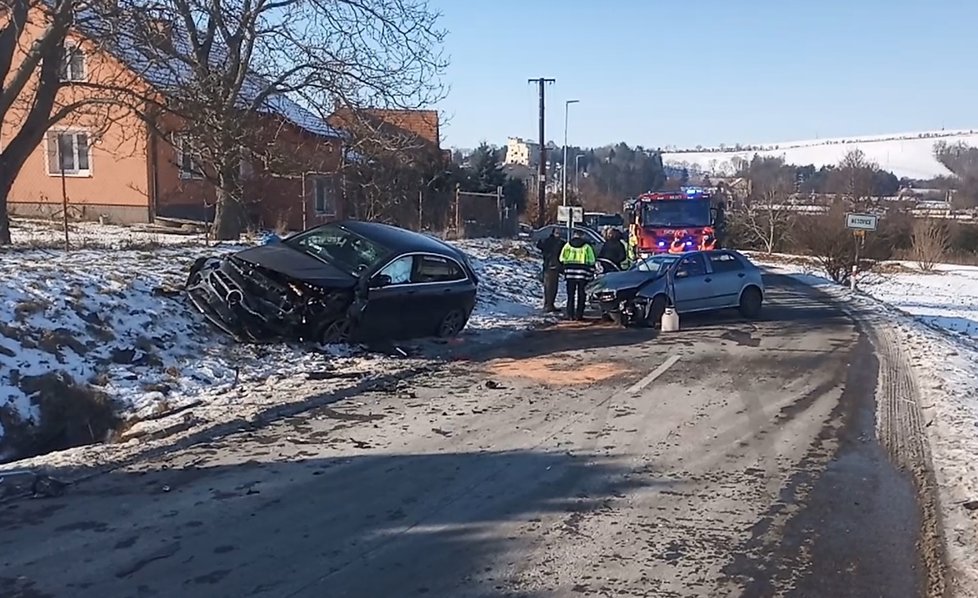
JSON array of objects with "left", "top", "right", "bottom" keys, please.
[
  {"left": 705, "top": 251, "right": 748, "bottom": 308},
  {"left": 670, "top": 253, "right": 711, "bottom": 312},
  {"left": 356, "top": 254, "right": 427, "bottom": 340},
  {"left": 413, "top": 253, "right": 475, "bottom": 333}
]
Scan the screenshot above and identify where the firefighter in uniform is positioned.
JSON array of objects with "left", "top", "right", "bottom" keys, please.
[{"left": 559, "top": 229, "right": 597, "bottom": 321}]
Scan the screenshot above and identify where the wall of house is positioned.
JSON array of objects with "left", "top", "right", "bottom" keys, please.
[
  {"left": 150, "top": 113, "right": 217, "bottom": 222},
  {"left": 249, "top": 125, "right": 345, "bottom": 231},
  {"left": 153, "top": 116, "right": 345, "bottom": 231},
  {"left": 2, "top": 11, "right": 153, "bottom": 224}
]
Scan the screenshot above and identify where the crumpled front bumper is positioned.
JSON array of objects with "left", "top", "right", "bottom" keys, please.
[{"left": 185, "top": 256, "right": 307, "bottom": 342}]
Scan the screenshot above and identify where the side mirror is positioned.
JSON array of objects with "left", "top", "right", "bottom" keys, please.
[{"left": 369, "top": 274, "right": 392, "bottom": 289}]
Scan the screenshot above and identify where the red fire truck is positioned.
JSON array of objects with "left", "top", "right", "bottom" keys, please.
[{"left": 623, "top": 187, "right": 723, "bottom": 259}]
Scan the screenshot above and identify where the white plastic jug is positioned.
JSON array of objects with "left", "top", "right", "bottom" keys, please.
[{"left": 661, "top": 307, "right": 680, "bottom": 332}]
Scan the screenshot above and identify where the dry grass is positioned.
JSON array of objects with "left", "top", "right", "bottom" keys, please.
[
  {"left": 13, "top": 299, "right": 50, "bottom": 321},
  {"left": 1, "top": 372, "right": 120, "bottom": 460}
]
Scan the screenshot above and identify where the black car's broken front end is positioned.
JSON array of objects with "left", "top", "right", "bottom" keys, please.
[{"left": 186, "top": 248, "right": 356, "bottom": 343}]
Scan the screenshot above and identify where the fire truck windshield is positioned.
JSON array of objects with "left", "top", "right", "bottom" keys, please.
[{"left": 641, "top": 198, "right": 711, "bottom": 228}]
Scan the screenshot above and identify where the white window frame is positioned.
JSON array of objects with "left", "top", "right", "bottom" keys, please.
[
  {"left": 45, "top": 130, "right": 92, "bottom": 177},
  {"left": 313, "top": 176, "right": 336, "bottom": 216},
  {"left": 174, "top": 133, "right": 204, "bottom": 180},
  {"left": 60, "top": 43, "right": 86, "bottom": 82}
]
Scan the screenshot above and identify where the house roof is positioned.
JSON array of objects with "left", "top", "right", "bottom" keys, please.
[
  {"left": 329, "top": 107, "right": 440, "bottom": 148},
  {"left": 68, "top": 9, "right": 341, "bottom": 139}
]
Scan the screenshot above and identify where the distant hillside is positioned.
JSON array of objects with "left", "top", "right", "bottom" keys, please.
[{"left": 662, "top": 129, "right": 978, "bottom": 179}]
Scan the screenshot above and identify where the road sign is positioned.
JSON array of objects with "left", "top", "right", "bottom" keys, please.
[
  {"left": 557, "top": 205, "right": 583, "bottom": 225},
  {"left": 845, "top": 213, "right": 878, "bottom": 231}
]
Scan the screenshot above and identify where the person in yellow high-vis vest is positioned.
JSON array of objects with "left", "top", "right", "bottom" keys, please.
[{"left": 559, "top": 229, "right": 597, "bottom": 321}]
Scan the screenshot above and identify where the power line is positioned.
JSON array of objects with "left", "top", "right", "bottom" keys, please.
[{"left": 528, "top": 77, "right": 555, "bottom": 227}]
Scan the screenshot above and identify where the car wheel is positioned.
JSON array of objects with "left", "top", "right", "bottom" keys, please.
[
  {"left": 646, "top": 295, "right": 668, "bottom": 328},
  {"left": 319, "top": 318, "right": 352, "bottom": 344},
  {"left": 739, "top": 287, "right": 763, "bottom": 318},
  {"left": 437, "top": 309, "right": 467, "bottom": 338}
]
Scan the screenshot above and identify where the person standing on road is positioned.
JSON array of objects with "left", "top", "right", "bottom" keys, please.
[
  {"left": 536, "top": 228, "right": 564, "bottom": 313},
  {"left": 598, "top": 228, "right": 628, "bottom": 270},
  {"left": 559, "top": 229, "right": 596, "bottom": 321}
]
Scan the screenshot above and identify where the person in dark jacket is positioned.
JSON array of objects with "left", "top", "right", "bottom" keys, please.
[
  {"left": 536, "top": 228, "right": 564, "bottom": 312},
  {"left": 559, "top": 230, "right": 597, "bottom": 320},
  {"left": 597, "top": 228, "right": 628, "bottom": 270}
]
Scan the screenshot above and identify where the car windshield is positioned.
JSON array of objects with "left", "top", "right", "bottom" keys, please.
[
  {"left": 634, "top": 254, "right": 680, "bottom": 274},
  {"left": 641, "top": 198, "right": 711, "bottom": 228},
  {"left": 285, "top": 224, "right": 389, "bottom": 275}
]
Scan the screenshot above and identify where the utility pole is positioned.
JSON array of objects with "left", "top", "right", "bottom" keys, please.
[
  {"left": 562, "top": 99, "right": 579, "bottom": 207},
  {"left": 529, "top": 77, "right": 555, "bottom": 227}
]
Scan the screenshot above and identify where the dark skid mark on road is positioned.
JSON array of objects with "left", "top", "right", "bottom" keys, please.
[
  {"left": 721, "top": 331, "right": 924, "bottom": 598},
  {"left": 720, "top": 329, "right": 760, "bottom": 347}
]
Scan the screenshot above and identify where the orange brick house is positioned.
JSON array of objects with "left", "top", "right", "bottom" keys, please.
[
  {"left": 1, "top": 8, "right": 346, "bottom": 231},
  {"left": 327, "top": 107, "right": 446, "bottom": 162}
]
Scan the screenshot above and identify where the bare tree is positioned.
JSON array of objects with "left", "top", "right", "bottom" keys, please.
[
  {"left": 793, "top": 207, "right": 859, "bottom": 284},
  {"left": 736, "top": 156, "right": 796, "bottom": 253},
  {"left": 911, "top": 218, "right": 950, "bottom": 272},
  {"left": 0, "top": 0, "right": 136, "bottom": 244},
  {"left": 96, "top": 0, "right": 446, "bottom": 239},
  {"left": 934, "top": 141, "right": 978, "bottom": 208},
  {"left": 830, "top": 149, "right": 877, "bottom": 205}
]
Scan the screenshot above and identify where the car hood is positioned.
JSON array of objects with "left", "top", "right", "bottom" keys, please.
[
  {"left": 231, "top": 244, "right": 356, "bottom": 288},
  {"left": 588, "top": 268, "right": 664, "bottom": 292}
]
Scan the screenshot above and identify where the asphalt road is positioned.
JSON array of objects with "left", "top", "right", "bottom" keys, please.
[{"left": 0, "top": 275, "right": 932, "bottom": 598}]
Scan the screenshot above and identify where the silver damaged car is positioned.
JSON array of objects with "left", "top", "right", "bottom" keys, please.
[{"left": 585, "top": 250, "right": 765, "bottom": 327}]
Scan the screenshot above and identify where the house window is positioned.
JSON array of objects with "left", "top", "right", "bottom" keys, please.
[
  {"left": 313, "top": 176, "right": 335, "bottom": 215},
  {"left": 174, "top": 134, "right": 203, "bottom": 179},
  {"left": 46, "top": 131, "right": 91, "bottom": 176},
  {"left": 59, "top": 44, "right": 86, "bottom": 82}
]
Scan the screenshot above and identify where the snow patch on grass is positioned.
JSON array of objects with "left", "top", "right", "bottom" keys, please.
[{"left": 0, "top": 228, "right": 546, "bottom": 464}]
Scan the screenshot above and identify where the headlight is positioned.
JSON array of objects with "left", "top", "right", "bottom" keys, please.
[{"left": 596, "top": 290, "right": 617, "bottom": 302}]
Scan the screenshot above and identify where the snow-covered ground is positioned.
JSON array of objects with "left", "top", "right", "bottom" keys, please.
[
  {"left": 755, "top": 254, "right": 978, "bottom": 593},
  {"left": 0, "top": 220, "right": 547, "bottom": 466},
  {"left": 663, "top": 128, "right": 978, "bottom": 179}
]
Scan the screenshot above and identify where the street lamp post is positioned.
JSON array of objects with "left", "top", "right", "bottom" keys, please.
[{"left": 562, "top": 99, "right": 579, "bottom": 207}]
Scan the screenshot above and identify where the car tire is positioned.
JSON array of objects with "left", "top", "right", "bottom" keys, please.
[
  {"left": 436, "top": 309, "right": 467, "bottom": 338},
  {"left": 646, "top": 295, "right": 668, "bottom": 328},
  {"left": 739, "top": 287, "right": 763, "bottom": 318},
  {"left": 319, "top": 318, "right": 352, "bottom": 344}
]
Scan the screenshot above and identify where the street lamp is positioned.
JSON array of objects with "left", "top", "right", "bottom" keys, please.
[{"left": 562, "top": 99, "right": 579, "bottom": 206}]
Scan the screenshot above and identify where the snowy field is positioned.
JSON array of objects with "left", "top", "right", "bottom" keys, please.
[
  {"left": 0, "top": 220, "right": 547, "bottom": 466},
  {"left": 663, "top": 128, "right": 978, "bottom": 179},
  {"left": 755, "top": 254, "right": 978, "bottom": 592}
]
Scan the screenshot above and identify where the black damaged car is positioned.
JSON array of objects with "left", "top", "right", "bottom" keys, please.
[{"left": 186, "top": 220, "right": 479, "bottom": 343}]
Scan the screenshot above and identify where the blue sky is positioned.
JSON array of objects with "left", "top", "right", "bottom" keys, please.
[{"left": 429, "top": 0, "right": 978, "bottom": 150}]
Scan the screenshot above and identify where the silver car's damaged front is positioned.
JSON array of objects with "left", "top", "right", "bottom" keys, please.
[
  {"left": 589, "top": 287, "right": 652, "bottom": 326},
  {"left": 185, "top": 255, "right": 353, "bottom": 342}
]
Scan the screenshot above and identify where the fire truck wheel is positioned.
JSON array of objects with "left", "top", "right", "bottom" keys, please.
[{"left": 646, "top": 295, "right": 668, "bottom": 328}]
